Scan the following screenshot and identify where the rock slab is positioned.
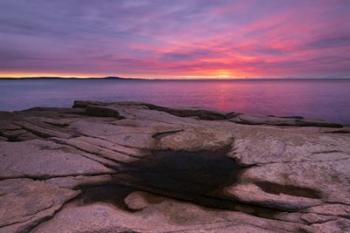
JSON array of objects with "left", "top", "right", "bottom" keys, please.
[{"left": 0, "top": 101, "right": 349, "bottom": 233}]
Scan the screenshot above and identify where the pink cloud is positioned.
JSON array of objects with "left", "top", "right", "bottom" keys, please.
[{"left": 0, "top": 0, "right": 349, "bottom": 78}]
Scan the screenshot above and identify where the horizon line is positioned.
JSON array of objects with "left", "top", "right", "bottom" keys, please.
[
  {"left": 1, "top": 76, "right": 350, "bottom": 81},
  {"left": 0, "top": 77, "right": 350, "bottom": 81}
]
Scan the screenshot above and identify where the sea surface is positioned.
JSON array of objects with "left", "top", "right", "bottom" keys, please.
[{"left": 1, "top": 79, "right": 350, "bottom": 125}]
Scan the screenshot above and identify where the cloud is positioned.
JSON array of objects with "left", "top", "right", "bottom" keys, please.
[
  {"left": 162, "top": 49, "right": 216, "bottom": 61},
  {"left": 305, "top": 35, "right": 350, "bottom": 49},
  {"left": 0, "top": 0, "right": 349, "bottom": 78}
]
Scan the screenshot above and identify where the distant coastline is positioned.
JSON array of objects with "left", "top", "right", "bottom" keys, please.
[
  {"left": 0, "top": 76, "right": 349, "bottom": 81},
  {"left": 0, "top": 76, "right": 131, "bottom": 80}
]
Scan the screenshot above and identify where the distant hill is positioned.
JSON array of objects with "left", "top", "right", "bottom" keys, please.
[
  {"left": 0, "top": 76, "right": 131, "bottom": 80},
  {"left": 103, "top": 76, "right": 124, "bottom": 80}
]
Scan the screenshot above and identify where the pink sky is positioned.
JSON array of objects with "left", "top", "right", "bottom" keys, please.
[{"left": 0, "top": 0, "right": 349, "bottom": 78}]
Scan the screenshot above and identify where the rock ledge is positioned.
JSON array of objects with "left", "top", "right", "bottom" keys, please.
[{"left": 0, "top": 101, "right": 349, "bottom": 233}]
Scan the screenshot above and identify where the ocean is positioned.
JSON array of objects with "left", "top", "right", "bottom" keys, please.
[{"left": 1, "top": 79, "right": 349, "bottom": 125}]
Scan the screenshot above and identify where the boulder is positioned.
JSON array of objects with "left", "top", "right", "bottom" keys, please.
[{"left": 85, "top": 105, "right": 124, "bottom": 118}]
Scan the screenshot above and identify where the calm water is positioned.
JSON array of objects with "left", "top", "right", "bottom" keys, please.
[{"left": 1, "top": 79, "right": 349, "bottom": 125}]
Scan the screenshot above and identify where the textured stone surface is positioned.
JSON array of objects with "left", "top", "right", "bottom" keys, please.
[
  {"left": 0, "top": 101, "right": 349, "bottom": 233},
  {"left": 0, "top": 179, "right": 79, "bottom": 233},
  {"left": 0, "top": 139, "right": 113, "bottom": 179}
]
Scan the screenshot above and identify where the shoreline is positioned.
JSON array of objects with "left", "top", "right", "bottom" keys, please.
[{"left": 1, "top": 100, "right": 348, "bottom": 127}]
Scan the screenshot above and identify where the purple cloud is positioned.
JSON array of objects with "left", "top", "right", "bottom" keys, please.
[{"left": 0, "top": 0, "right": 349, "bottom": 78}]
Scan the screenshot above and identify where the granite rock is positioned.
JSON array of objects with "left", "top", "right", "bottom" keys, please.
[{"left": 0, "top": 101, "right": 349, "bottom": 233}]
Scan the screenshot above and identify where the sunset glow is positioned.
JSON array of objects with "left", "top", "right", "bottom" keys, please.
[{"left": 0, "top": 0, "right": 349, "bottom": 79}]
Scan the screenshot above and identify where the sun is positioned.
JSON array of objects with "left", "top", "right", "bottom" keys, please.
[{"left": 216, "top": 70, "right": 232, "bottom": 78}]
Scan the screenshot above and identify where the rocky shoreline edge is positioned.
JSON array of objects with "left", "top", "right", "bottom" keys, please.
[{"left": 0, "top": 101, "right": 349, "bottom": 233}]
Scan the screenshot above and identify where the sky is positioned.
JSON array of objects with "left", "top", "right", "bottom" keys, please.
[{"left": 0, "top": 0, "right": 350, "bottom": 79}]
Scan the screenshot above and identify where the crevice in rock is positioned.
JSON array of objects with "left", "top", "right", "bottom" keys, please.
[
  {"left": 163, "top": 222, "right": 237, "bottom": 233},
  {"left": 310, "top": 212, "right": 350, "bottom": 220},
  {"left": 245, "top": 157, "right": 350, "bottom": 167},
  {"left": 0, "top": 128, "right": 37, "bottom": 142},
  {"left": 253, "top": 181, "right": 322, "bottom": 199},
  {"left": 312, "top": 150, "right": 342, "bottom": 154},
  {"left": 324, "top": 201, "right": 350, "bottom": 207},
  {"left": 49, "top": 138, "right": 129, "bottom": 167},
  {"left": 297, "top": 226, "right": 313, "bottom": 233},
  {"left": 0, "top": 172, "right": 116, "bottom": 181},
  {"left": 306, "top": 218, "right": 338, "bottom": 225},
  {"left": 324, "top": 130, "right": 350, "bottom": 134},
  {"left": 13, "top": 120, "right": 71, "bottom": 139},
  {"left": 79, "top": 133, "right": 147, "bottom": 150},
  {"left": 77, "top": 136, "right": 145, "bottom": 159},
  {"left": 152, "top": 129, "right": 184, "bottom": 139},
  {"left": 0, "top": 215, "right": 35, "bottom": 229}
]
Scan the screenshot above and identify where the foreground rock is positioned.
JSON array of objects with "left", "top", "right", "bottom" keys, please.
[{"left": 0, "top": 101, "right": 349, "bottom": 233}]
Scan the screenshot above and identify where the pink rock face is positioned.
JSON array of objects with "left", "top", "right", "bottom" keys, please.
[{"left": 0, "top": 101, "right": 349, "bottom": 233}]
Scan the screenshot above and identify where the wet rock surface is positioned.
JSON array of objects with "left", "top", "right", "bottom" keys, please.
[{"left": 0, "top": 101, "right": 349, "bottom": 233}]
